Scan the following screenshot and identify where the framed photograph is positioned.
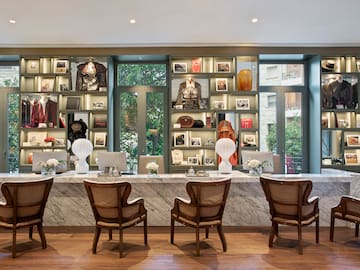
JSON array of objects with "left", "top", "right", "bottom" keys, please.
[
  {"left": 40, "top": 78, "right": 54, "bottom": 92},
  {"left": 236, "top": 98, "right": 250, "bottom": 110},
  {"left": 216, "top": 62, "right": 231, "bottom": 73},
  {"left": 173, "top": 63, "right": 187, "bottom": 73},
  {"left": 187, "top": 156, "right": 199, "bottom": 165},
  {"left": 92, "top": 101, "right": 105, "bottom": 110},
  {"left": 94, "top": 132, "right": 107, "bottom": 147},
  {"left": 347, "top": 135, "right": 360, "bottom": 146},
  {"left": 204, "top": 157, "right": 215, "bottom": 166},
  {"left": 344, "top": 152, "right": 358, "bottom": 165},
  {"left": 26, "top": 60, "right": 40, "bottom": 73},
  {"left": 66, "top": 97, "right": 81, "bottom": 110},
  {"left": 54, "top": 59, "right": 68, "bottom": 73},
  {"left": 244, "top": 134, "right": 256, "bottom": 146},
  {"left": 215, "top": 78, "right": 228, "bottom": 91},
  {"left": 171, "top": 149, "right": 184, "bottom": 165},
  {"left": 213, "top": 100, "right": 225, "bottom": 109},
  {"left": 174, "top": 132, "right": 188, "bottom": 147},
  {"left": 94, "top": 115, "right": 107, "bottom": 128},
  {"left": 190, "top": 137, "right": 202, "bottom": 147},
  {"left": 59, "top": 84, "right": 69, "bottom": 91}
]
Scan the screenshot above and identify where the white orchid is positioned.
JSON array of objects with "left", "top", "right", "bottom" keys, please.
[
  {"left": 247, "top": 159, "right": 262, "bottom": 169},
  {"left": 146, "top": 161, "right": 159, "bottom": 171}
]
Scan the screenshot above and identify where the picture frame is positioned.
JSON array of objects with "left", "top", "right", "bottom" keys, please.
[
  {"left": 173, "top": 63, "right": 187, "bottom": 73},
  {"left": 236, "top": 98, "right": 250, "bottom": 110},
  {"left": 54, "top": 59, "right": 68, "bottom": 73},
  {"left": 26, "top": 60, "right": 40, "bottom": 73},
  {"left": 216, "top": 62, "right": 231, "bottom": 73},
  {"left": 215, "top": 78, "right": 228, "bottom": 91},
  {"left": 174, "top": 132, "right": 188, "bottom": 147},
  {"left": 204, "top": 157, "right": 215, "bottom": 166},
  {"left": 190, "top": 137, "right": 202, "bottom": 147},
  {"left": 171, "top": 149, "right": 184, "bottom": 165},
  {"left": 213, "top": 100, "right": 225, "bottom": 109},
  {"left": 191, "top": 58, "right": 202, "bottom": 73},
  {"left": 344, "top": 152, "right": 358, "bottom": 165},
  {"left": 94, "top": 132, "right": 107, "bottom": 147},
  {"left": 347, "top": 135, "right": 360, "bottom": 146},
  {"left": 243, "top": 134, "right": 256, "bottom": 146},
  {"left": 187, "top": 156, "right": 199, "bottom": 165},
  {"left": 66, "top": 97, "right": 81, "bottom": 110},
  {"left": 40, "top": 78, "right": 55, "bottom": 92}
]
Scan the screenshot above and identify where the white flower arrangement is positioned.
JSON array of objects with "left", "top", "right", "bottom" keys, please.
[
  {"left": 39, "top": 158, "right": 64, "bottom": 173},
  {"left": 247, "top": 159, "right": 263, "bottom": 169},
  {"left": 146, "top": 161, "right": 159, "bottom": 174}
]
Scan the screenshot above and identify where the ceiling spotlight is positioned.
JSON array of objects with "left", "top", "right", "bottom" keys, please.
[
  {"left": 9, "top": 19, "right": 16, "bottom": 24},
  {"left": 251, "top": 18, "right": 258, "bottom": 23},
  {"left": 129, "top": 19, "right": 136, "bottom": 24}
]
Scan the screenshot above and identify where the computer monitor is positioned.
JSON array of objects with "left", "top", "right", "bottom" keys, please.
[
  {"left": 32, "top": 151, "right": 68, "bottom": 173},
  {"left": 241, "top": 150, "right": 274, "bottom": 173},
  {"left": 97, "top": 152, "right": 127, "bottom": 172}
]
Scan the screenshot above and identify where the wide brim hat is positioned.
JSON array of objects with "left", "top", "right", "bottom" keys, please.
[{"left": 321, "top": 60, "right": 336, "bottom": 72}]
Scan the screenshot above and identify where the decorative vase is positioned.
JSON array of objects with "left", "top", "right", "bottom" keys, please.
[
  {"left": 249, "top": 166, "right": 262, "bottom": 176},
  {"left": 238, "top": 69, "right": 252, "bottom": 91},
  {"left": 148, "top": 169, "right": 158, "bottom": 177},
  {"left": 41, "top": 167, "right": 56, "bottom": 176}
]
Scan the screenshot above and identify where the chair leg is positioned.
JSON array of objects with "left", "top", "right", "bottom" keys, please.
[
  {"left": 170, "top": 218, "right": 175, "bottom": 244},
  {"left": 29, "top": 226, "right": 33, "bottom": 240},
  {"left": 269, "top": 222, "right": 276, "bottom": 247},
  {"left": 108, "top": 229, "right": 112, "bottom": 240},
  {"left": 274, "top": 222, "right": 279, "bottom": 237},
  {"left": 92, "top": 227, "right": 101, "bottom": 254},
  {"left": 37, "top": 223, "right": 47, "bottom": 249},
  {"left": 355, "top": 223, "right": 359, "bottom": 237},
  {"left": 330, "top": 212, "right": 335, "bottom": 242},
  {"left": 316, "top": 217, "right": 320, "bottom": 244},
  {"left": 297, "top": 225, "right": 303, "bottom": 255},
  {"left": 119, "top": 228, "right": 124, "bottom": 258},
  {"left": 144, "top": 216, "right": 148, "bottom": 246},
  {"left": 205, "top": 228, "right": 209, "bottom": 239},
  {"left": 195, "top": 227, "right": 200, "bottom": 256},
  {"left": 217, "top": 225, "right": 227, "bottom": 252},
  {"left": 12, "top": 228, "right": 16, "bottom": 258}
]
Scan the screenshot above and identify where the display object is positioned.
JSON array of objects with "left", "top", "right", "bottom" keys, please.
[
  {"left": 71, "top": 139, "right": 93, "bottom": 173},
  {"left": 175, "top": 78, "right": 201, "bottom": 109},
  {"left": 215, "top": 138, "right": 236, "bottom": 173},
  {"left": 238, "top": 69, "right": 252, "bottom": 91}
]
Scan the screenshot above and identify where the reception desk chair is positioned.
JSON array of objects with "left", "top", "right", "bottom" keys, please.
[
  {"left": 260, "top": 176, "right": 320, "bottom": 254},
  {"left": 170, "top": 178, "right": 231, "bottom": 256},
  {"left": 330, "top": 195, "right": 360, "bottom": 241},
  {"left": 84, "top": 180, "right": 148, "bottom": 258},
  {"left": 0, "top": 178, "right": 53, "bottom": 258}
]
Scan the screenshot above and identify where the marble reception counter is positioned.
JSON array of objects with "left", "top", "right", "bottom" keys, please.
[{"left": 0, "top": 169, "right": 358, "bottom": 227}]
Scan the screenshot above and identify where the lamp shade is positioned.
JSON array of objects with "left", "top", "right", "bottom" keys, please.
[
  {"left": 71, "top": 139, "right": 93, "bottom": 174},
  {"left": 215, "top": 138, "right": 236, "bottom": 174}
]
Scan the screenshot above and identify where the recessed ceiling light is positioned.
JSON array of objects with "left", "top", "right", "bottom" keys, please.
[
  {"left": 251, "top": 18, "right": 258, "bottom": 23},
  {"left": 9, "top": 19, "right": 16, "bottom": 24},
  {"left": 129, "top": 19, "right": 136, "bottom": 24}
]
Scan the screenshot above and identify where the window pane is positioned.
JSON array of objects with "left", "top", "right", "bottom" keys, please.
[
  {"left": 259, "top": 64, "right": 304, "bottom": 86},
  {"left": 146, "top": 92, "right": 164, "bottom": 155},
  {"left": 259, "top": 93, "right": 277, "bottom": 153},
  {"left": 117, "top": 64, "right": 166, "bottom": 86},
  {"left": 0, "top": 66, "right": 19, "bottom": 87},
  {"left": 8, "top": 93, "right": 19, "bottom": 173}
]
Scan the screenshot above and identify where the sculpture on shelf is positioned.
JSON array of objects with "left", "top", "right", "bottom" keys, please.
[
  {"left": 215, "top": 138, "right": 236, "bottom": 174},
  {"left": 71, "top": 139, "right": 93, "bottom": 174}
]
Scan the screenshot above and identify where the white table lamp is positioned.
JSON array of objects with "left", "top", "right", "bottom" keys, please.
[
  {"left": 71, "top": 139, "right": 93, "bottom": 174},
  {"left": 215, "top": 138, "right": 236, "bottom": 174}
]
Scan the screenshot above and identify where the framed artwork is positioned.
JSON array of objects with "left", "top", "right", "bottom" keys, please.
[
  {"left": 54, "top": 59, "right": 68, "bottom": 73},
  {"left": 66, "top": 97, "right": 81, "bottom": 110},
  {"left": 216, "top": 62, "right": 231, "bottom": 73},
  {"left": 174, "top": 132, "right": 188, "bottom": 147},
  {"left": 190, "top": 137, "right": 202, "bottom": 147},
  {"left": 213, "top": 100, "right": 225, "bottom": 109},
  {"left": 26, "top": 60, "right": 40, "bottom": 73},
  {"left": 243, "top": 134, "right": 256, "bottom": 146},
  {"left": 40, "top": 78, "right": 55, "bottom": 92},
  {"left": 347, "top": 135, "right": 360, "bottom": 146},
  {"left": 215, "top": 78, "right": 228, "bottom": 91},
  {"left": 187, "top": 156, "right": 199, "bottom": 165},
  {"left": 93, "top": 115, "right": 107, "bottom": 128},
  {"left": 59, "top": 84, "right": 69, "bottom": 91},
  {"left": 344, "top": 152, "right": 358, "bottom": 165},
  {"left": 236, "top": 98, "right": 250, "bottom": 110},
  {"left": 94, "top": 132, "right": 107, "bottom": 147},
  {"left": 204, "top": 157, "right": 215, "bottom": 165},
  {"left": 171, "top": 149, "right": 183, "bottom": 165},
  {"left": 173, "top": 63, "right": 187, "bottom": 73}
]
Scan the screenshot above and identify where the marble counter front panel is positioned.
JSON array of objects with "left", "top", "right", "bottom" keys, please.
[{"left": 0, "top": 169, "right": 358, "bottom": 227}]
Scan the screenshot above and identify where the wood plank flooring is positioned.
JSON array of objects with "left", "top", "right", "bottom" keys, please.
[{"left": 0, "top": 226, "right": 360, "bottom": 269}]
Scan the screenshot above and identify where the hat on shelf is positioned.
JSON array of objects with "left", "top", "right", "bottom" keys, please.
[{"left": 321, "top": 60, "right": 336, "bottom": 72}]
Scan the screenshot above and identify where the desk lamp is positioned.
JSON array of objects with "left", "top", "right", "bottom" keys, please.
[
  {"left": 71, "top": 139, "right": 93, "bottom": 174},
  {"left": 215, "top": 138, "right": 236, "bottom": 174}
]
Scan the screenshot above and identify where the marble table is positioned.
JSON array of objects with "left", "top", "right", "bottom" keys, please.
[{"left": 0, "top": 169, "right": 359, "bottom": 227}]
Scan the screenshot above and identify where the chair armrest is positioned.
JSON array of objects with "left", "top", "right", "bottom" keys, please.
[
  {"left": 128, "top": 197, "right": 144, "bottom": 205},
  {"left": 175, "top": 197, "right": 190, "bottom": 205},
  {"left": 308, "top": 196, "right": 319, "bottom": 204}
]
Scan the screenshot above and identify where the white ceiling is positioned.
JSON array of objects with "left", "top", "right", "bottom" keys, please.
[{"left": 1, "top": 0, "right": 360, "bottom": 48}]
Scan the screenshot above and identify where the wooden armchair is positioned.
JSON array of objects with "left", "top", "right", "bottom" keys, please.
[
  {"left": 260, "top": 176, "right": 320, "bottom": 254},
  {"left": 83, "top": 180, "right": 147, "bottom": 258},
  {"left": 0, "top": 178, "right": 53, "bottom": 258},
  {"left": 170, "top": 178, "right": 231, "bottom": 256},
  {"left": 330, "top": 195, "right": 360, "bottom": 241}
]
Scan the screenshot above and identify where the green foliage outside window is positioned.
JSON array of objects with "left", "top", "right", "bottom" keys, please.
[
  {"left": 7, "top": 93, "right": 19, "bottom": 172},
  {"left": 117, "top": 64, "right": 166, "bottom": 86}
]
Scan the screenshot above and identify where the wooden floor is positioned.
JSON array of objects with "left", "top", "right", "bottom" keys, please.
[{"left": 0, "top": 226, "right": 360, "bottom": 269}]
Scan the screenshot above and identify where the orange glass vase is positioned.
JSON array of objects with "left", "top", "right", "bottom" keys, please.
[{"left": 238, "top": 69, "right": 252, "bottom": 91}]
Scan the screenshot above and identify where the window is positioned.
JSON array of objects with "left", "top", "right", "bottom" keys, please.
[
  {"left": 117, "top": 64, "right": 166, "bottom": 86},
  {"left": 259, "top": 64, "right": 304, "bottom": 86},
  {"left": 0, "top": 66, "right": 19, "bottom": 87}
]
